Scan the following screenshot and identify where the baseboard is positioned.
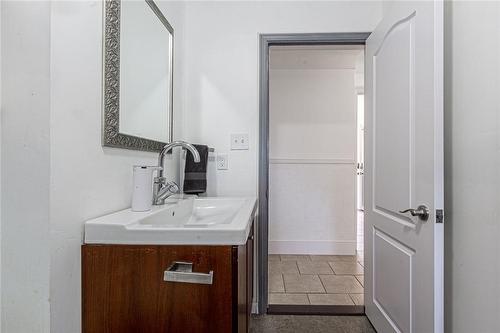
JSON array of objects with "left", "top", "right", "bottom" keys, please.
[
  {"left": 267, "top": 304, "right": 364, "bottom": 316},
  {"left": 269, "top": 240, "right": 356, "bottom": 255}
]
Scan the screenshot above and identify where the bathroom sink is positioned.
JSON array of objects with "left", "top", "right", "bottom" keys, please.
[
  {"left": 84, "top": 196, "right": 257, "bottom": 245},
  {"left": 140, "top": 197, "right": 244, "bottom": 227}
]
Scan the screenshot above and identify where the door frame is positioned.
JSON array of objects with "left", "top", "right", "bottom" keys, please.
[{"left": 258, "top": 32, "right": 371, "bottom": 314}]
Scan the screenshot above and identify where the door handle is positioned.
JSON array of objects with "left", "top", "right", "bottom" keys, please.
[{"left": 399, "top": 205, "right": 429, "bottom": 221}]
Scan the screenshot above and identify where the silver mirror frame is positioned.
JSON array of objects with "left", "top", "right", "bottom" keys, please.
[{"left": 102, "top": 0, "right": 174, "bottom": 152}]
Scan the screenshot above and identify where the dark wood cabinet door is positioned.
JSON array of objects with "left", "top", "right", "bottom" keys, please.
[
  {"left": 236, "top": 243, "right": 247, "bottom": 333},
  {"left": 82, "top": 245, "right": 234, "bottom": 333},
  {"left": 246, "top": 226, "right": 254, "bottom": 323}
]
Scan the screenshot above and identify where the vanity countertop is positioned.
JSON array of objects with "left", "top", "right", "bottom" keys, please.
[{"left": 84, "top": 196, "right": 257, "bottom": 246}]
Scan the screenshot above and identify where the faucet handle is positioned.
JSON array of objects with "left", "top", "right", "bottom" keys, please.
[
  {"left": 154, "top": 176, "right": 166, "bottom": 184},
  {"left": 165, "top": 181, "right": 180, "bottom": 194}
]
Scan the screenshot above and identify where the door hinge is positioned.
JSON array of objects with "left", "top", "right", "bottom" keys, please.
[{"left": 436, "top": 209, "right": 444, "bottom": 224}]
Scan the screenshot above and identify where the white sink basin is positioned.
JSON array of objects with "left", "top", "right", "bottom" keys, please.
[{"left": 84, "top": 196, "right": 257, "bottom": 245}]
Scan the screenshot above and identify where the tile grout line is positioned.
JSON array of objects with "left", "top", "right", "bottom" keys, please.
[
  {"left": 347, "top": 293, "right": 357, "bottom": 305},
  {"left": 281, "top": 273, "right": 286, "bottom": 294},
  {"left": 355, "top": 275, "right": 364, "bottom": 287},
  {"left": 318, "top": 273, "right": 327, "bottom": 294},
  {"left": 328, "top": 261, "right": 338, "bottom": 275}
]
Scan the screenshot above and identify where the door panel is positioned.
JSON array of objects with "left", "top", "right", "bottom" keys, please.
[
  {"left": 365, "top": 1, "right": 444, "bottom": 333},
  {"left": 373, "top": 228, "right": 414, "bottom": 333},
  {"left": 373, "top": 12, "right": 414, "bottom": 227}
]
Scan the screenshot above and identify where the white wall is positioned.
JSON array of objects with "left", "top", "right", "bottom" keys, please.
[
  {"left": 444, "top": 1, "right": 500, "bottom": 332},
  {"left": 269, "top": 68, "right": 357, "bottom": 160},
  {"left": 48, "top": 2, "right": 186, "bottom": 332},
  {"left": 268, "top": 65, "right": 357, "bottom": 255},
  {"left": 1, "top": 2, "right": 51, "bottom": 332},
  {"left": 182, "top": 1, "right": 382, "bottom": 197}
]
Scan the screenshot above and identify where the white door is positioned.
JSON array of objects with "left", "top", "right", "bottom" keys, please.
[{"left": 364, "top": 1, "right": 444, "bottom": 333}]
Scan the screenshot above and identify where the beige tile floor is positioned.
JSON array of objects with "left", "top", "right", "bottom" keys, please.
[{"left": 268, "top": 252, "right": 364, "bottom": 306}]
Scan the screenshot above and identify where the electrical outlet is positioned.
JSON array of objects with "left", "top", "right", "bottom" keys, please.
[
  {"left": 230, "top": 134, "right": 249, "bottom": 150},
  {"left": 217, "top": 153, "right": 228, "bottom": 170}
]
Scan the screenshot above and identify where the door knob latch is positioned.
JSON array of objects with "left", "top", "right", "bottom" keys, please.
[{"left": 399, "top": 205, "right": 429, "bottom": 221}]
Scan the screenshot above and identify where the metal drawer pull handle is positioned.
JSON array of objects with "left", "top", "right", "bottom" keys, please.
[
  {"left": 164, "top": 261, "right": 213, "bottom": 285},
  {"left": 399, "top": 205, "right": 429, "bottom": 221}
]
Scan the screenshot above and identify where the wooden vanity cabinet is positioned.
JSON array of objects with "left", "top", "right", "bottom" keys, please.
[{"left": 82, "top": 227, "right": 254, "bottom": 333}]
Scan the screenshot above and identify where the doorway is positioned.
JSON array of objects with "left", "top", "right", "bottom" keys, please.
[{"left": 258, "top": 33, "right": 370, "bottom": 315}]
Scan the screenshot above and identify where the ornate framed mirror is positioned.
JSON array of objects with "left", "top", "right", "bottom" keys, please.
[{"left": 103, "top": 0, "right": 173, "bottom": 152}]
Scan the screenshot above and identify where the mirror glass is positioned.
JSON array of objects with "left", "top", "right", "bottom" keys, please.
[{"left": 119, "top": 0, "right": 173, "bottom": 143}]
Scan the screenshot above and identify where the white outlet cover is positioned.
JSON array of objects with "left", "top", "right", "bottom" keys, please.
[
  {"left": 217, "top": 153, "right": 228, "bottom": 170},
  {"left": 230, "top": 134, "right": 249, "bottom": 150}
]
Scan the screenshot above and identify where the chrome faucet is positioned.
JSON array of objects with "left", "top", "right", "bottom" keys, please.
[{"left": 153, "top": 141, "right": 200, "bottom": 205}]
